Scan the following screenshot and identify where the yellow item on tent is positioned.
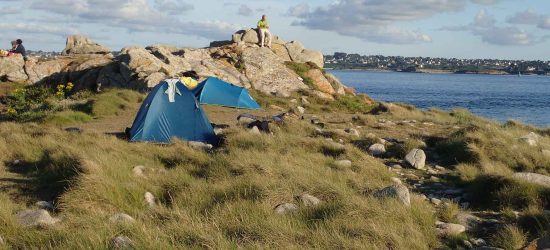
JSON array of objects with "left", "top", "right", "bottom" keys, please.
[{"left": 180, "top": 77, "right": 198, "bottom": 90}]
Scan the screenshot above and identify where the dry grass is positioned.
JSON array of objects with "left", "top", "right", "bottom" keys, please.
[
  {"left": 0, "top": 115, "right": 439, "bottom": 249},
  {"left": 490, "top": 225, "right": 527, "bottom": 250}
]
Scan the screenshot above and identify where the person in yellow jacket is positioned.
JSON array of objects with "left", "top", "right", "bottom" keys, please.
[
  {"left": 257, "top": 15, "right": 271, "bottom": 48},
  {"left": 179, "top": 71, "right": 200, "bottom": 90}
]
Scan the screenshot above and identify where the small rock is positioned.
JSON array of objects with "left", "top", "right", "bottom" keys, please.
[
  {"left": 269, "top": 104, "right": 285, "bottom": 111},
  {"left": 237, "top": 116, "right": 256, "bottom": 126},
  {"left": 368, "top": 143, "right": 386, "bottom": 156},
  {"left": 12, "top": 159, "right": 20, "bottom": 165},
  {"left": 35, "top": 201, "right": 54, "bottom": 210},
  {"left": 64, "top": 127, "right": 82, "bottom": 133},
  {"left": 188, "top": 141, "right": 213, "bottom": 151},
  {"left": 405, "top": 148, "right": 426, "bottom": 170},
  {"left": 16, "top": 209, "right": 60, "bottom": 227},
  {"left": 373, "top": 184, "right": 411, "bottom": 206},
  {"left": 132, "top": 165, "right": 145, "bottom": 176},
  {"left": 344, "top": 128, "right": 360, "bottom": 137},
  {"left": 296, "top": 106, "right": 305, "bottom": 114},
  {"left": 456, "top": 212, "right": 483, "bottom": 230},
  {"left": 213, "top": 128, "right": 224, "bottom": 135},
  {"left": 297, "top": 194, "right": 321, "bottom": 207},
  {"left": 430, "top": 176, "right": 440, "bottom": 182},
  {"left": 470, "top": 238, "right": 486, "bottom": 246},
  {"left": 463, "top": 240, "right": 474, "bottom": 249},
  {"left": 513, "top": 172, "right": 550, "bottom": 188},
  {"left": 390, "top": 177, "right": 402, "bottom": 185},
  {"left": 390, "top": 164, "right": 403, "bottom": 169},
  {"left": 519, "top": 132, "right": 540, "bottom": 146},
  {"left": 337, "top": 139, "right": 344, "bottom": 144},
  {"left": 112, "top": 235, "right": 134, "bottom": 249},
  {"left": 0, "top": 235, "right": 3, "bottom": 245},
  {"left": 427, "top": 169, "right": 438, "bottom": 175},
  {"left": 444, "top": 189, "right": 463, "bottom": 195},
  {"left": 274, "top": 203, "right": 298, "bottom": 214},
  {"left": 144, "top": 192, "right": 156, "bottom": 208},
  {"left": 249, "top": 126, "right": 261, "bottom": 135},
  {"left": 435, "top": 165, "right": 446, "bottom": 171},
  {"left": 290, "top": 99, "right": 297, "bottom": 103},
  {"left": 109, "top": 213, "right": 136, "bottom": 224},
  {"left": 435, "top": 221, "right": 466, "bottom": 236},
  {"left": 431, "top": 198, "right": 442, "bottom": 206},
  {"left": 333, "top": 160, "right": 352, "bottom": 168},
  {"left": 300, "top": 96, "right": 310, "bottom": 105}
]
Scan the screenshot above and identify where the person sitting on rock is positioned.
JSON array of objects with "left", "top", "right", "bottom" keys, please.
[
  {"left": 257, "top": 15, "right": 272, "bottom": 48},
  {"left": 179, "top": 70, "right": 200, "bottom": 90},
  {"left": 9, "top": 39, "right": 27, "bottom": 60}
]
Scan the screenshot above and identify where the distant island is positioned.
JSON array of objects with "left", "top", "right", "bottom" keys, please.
[{"left": 324, "top": 52, "right": 550, "bottom": 75}]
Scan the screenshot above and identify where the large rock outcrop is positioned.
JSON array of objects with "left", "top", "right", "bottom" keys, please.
[
  {"left": 0, "top": 55, "right": 27, "bottom": 82},
  {"left": 242, "top": 47, "right": 306, "bottom": 97},
  {"left": 1, "top": 31, "right": 348, "bottom": 99},
  {"left": 232, "top": 29, "right": 324, "bottom": 68},
  {"left": 62, "top": 35, "right": 111, "bottom": 55}
]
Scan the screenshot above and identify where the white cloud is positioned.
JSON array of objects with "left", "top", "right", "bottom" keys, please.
[
  {"left": 287, "top": 3, "right": 309, "bottom": 17},
  {"left": 443, "top": 10, "right": 541, "bottom": 46},
  {"left": 471, "top": 0, "right": 502, "bottom": 5},
  {"left": 506, "top": 9, "right": 541, "bottom": 25},
  {"left": 237, "top": 4, "right": 253, "bottom": 16},
  {"left": 289, "top": 0, "right": 466, "bottom": 44},
  {"left": 154, "top": 0, "right": 194, "bottom": 15},
  {"left": 0, "top": 23, "right": 79, "bottom": 37},
  {"left": 506, "top": 9, "right": 550, "bottom": 31},
  {"left": 539, "top": 17, "right": 550, "bottom": 30},
  {"left": 26, "top": 0, "right": 237, "bottom": 40}
]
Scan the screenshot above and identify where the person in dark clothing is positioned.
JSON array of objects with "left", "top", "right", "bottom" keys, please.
[{"left": 10, "top": 39, "right": 27, "bottom": 60}]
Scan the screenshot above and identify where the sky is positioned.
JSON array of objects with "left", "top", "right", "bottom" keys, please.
[{"left": 1, "top": 0, "right": 549, "bottom": 60}]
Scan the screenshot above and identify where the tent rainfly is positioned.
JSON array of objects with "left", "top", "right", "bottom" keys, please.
[{"left": 192, "top": 77, "right": 260, "bottom": 109}]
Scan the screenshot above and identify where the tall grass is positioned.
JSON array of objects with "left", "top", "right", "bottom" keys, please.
[{"left": 0, "top": 117, "right": 439, "bottom": 249}]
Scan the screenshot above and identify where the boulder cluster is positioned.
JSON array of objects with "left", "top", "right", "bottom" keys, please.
[{"left": 0, "top": 31, "right": 353, "bottom": 99}]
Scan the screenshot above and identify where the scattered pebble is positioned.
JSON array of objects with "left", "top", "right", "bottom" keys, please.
[
  {"left": 368, "top": 143, "right": 386, "bottom": 156},
  {"left": 390, "top": 177, "right": 402, "bottom": 185},
  {"left": 334, "top": 160, "right": 352, "bottom": 168},
  {"left": 144, "top": 192, "right": 156, "bottom": 208},
  {"left": 249, "top": 126, "right": 261, "bottom": 135},
  {"left": 112, "top": 235, "right": 134, "bottom": 249},
  {"left": 274, "top": 203, "right": 298, "bottom": 214},
  {"left": 435, "top": 221, "right": 466, "bottom": 236},
  {"left": 297, "top": 106, "right": 306, "bottom": 114},
  {"left": 35, "top": 201, "right": 54, "bottom": 210},
  {"left": 109, "top": 213, "right": 136, "bottom": 224},
  {"left": 188, "top": 141, "right": 213, "bottom": 150},
  {"left": 297, "top": 194, "right": 321, "bottom": 207},
  {"left": 132, "top": 165, "right": 145, "bottom": 177},
  {"left": 17, "top": 209, "right": 60, "bottom": 227},
  {"left": 430, "top": 198, "right": 442, "bottom": 206},
  {"left": 373, "top": 184, "right": 411, "bottom": 206}
]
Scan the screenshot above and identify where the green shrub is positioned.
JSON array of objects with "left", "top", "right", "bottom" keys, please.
[
  {"left": 89, "top": 89, "right": 143, "bottom": 117},
  {"left": 43, "top": 111, "right": 93, "bottom": 126},
  {"left": 333, "top": 95, "right": 374, "bottom": 113},
  {"left": 466, "top": 175, "right": 550, "bottom": 210},
  {"left": 1, "top": 86, "right": 52, "bottom": 122},
  {"left": 285, "top": 62, "right": 318, "bottom": 89}
]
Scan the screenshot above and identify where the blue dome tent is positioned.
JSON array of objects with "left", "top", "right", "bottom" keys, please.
[
  {"left": 192, "top": 77, "right": 260, "bottom": 109},
  {"left": 128, "top": 80, "right": 218, "bottom": 144}
]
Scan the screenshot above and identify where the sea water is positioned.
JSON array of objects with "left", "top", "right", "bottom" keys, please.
[{"left": 330, "top": 70, "right": 550, "bottom": 127}]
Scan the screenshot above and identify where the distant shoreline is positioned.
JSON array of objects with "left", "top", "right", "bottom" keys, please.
[{"left": 325, "top": 68, "right": 550, "bottom": 76}]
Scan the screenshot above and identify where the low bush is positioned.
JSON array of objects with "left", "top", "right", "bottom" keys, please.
[{"left": 490, "top": 225, "right": 527, "bottom": 250}]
